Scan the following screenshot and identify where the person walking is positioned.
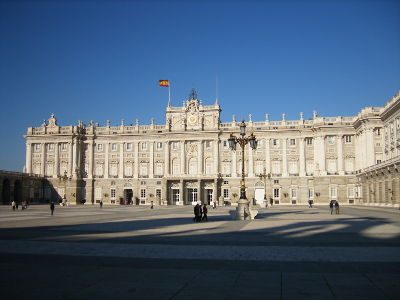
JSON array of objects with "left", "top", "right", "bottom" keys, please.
[
  {"left": 193, "top": 203, "right": 200, "bottom": 222},
  {"left": 151, "top": 201, "right": 154, "bottom": 209},
  {"left": 100, "top": 200, "right": 103, "bottom": 209},
  {"left": 50, "top": 201, "right": 55, "bottom": 216},
  {"left": 269, "top": 197, "right": 273, "bottom": 207},
  {"left": 213, "top": 201, "right": 217, "bottom": 209},
  {"left": 11, "top": 200, "right": 16, "bottom": 211},
  {"left": 335, "top": 201, "right": 340, "bottom": 215},
  {"left": 202, "top": 204, "right": 208, "bottom": 222},
  {"left": 329, "top": 200, "right": 334, "bottom": 215},
  {"left": 308, "top": 199, "right": 313, "bottom": 208}
]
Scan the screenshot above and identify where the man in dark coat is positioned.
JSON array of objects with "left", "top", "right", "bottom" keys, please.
[
  {"left": 50, "top": 201, "right": 55, "bottom": 216},
  {"left": 193, "top": 203, "right": 200, "bottom": 222}
]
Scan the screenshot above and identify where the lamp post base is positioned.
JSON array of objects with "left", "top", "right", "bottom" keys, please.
[{"left": 235, "top": 198, "right": 251, "bottom": 220}]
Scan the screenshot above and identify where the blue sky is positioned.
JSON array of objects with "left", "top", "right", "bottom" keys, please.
[{"left": 0, "top": 0, "right": 399, "bottom": 171}]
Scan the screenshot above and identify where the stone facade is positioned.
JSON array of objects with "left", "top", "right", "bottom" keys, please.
[{"left": 24, "top": 90, "right": 400, "bottom": 207}]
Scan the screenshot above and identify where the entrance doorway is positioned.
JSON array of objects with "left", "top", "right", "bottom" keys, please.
[
  {"left": 172, "top": 189, "right": 180, "bottom": 205},
  {"left": 255, "top": 188, "right": 265, "bottom": 205},
  {"left": 124, "top": 189, "right": 133, "bottom": 205},
  {"left": 187, "top": 188, "right": 198, "bottom": 205},
  {"left": 205, "top": 189, "right": 213, "bottom": 205}
]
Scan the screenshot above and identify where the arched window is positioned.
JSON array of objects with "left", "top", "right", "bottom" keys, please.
[
  {"left": 188, "top": 158, "right": 197, "bottom": 175},
  {"left": 172, "top": 158, "right": 180, "bottom": 175}
]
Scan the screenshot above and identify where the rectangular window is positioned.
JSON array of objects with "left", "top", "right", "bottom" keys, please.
[
  {"left": 291, "top": 188, "right": 297, "bottom": 199},
  {"left": 223, "top": 140, "right": 229, "bottom": 149},
  {"left": 126, "top": 143, "right": 132, "bottom": 151},
  {"left": 110, "top": 163, "right": 118, "bottom": 176},
  {"left": 156, "top": 142, "right": 163, "bottom": 150},
  {"left": 140, "top": 164, "right": 148, "bottom": 176},
  {"left": 345, "top": 135, "right": 352, "bottom": 143},
  {"left": 306, "top": 138, "right": 313, "bottom": 145},
  {"left": 347, "top": 186, "right": 355, "bottom": 198},
  {"left": 288, "top": 161, "right": 298, "bottom": 175},
  {"left": 306, "top": 160, "right": 314, "bottom": 175},
  {"left": 308, "top": 187, "right": 314, "bottom": 199},
  {"left": 97, "top": 144, "right": 103, "bottom": 151},
  {"left": 140, "top": 188, "right": 146, "bottom": 199},
  {"left": 223, "top": 180, "right": 229, "bottom": 185},
  {"left": 223, "top": 188, "right": 229, "bottom": 199},
  {"left": 273, "top": 188, "right": 280, "bottom": 199},
  {"left": 205, "top": 141, "right": 212, "bottom": 148},
  {"left": 272, "top": 139, "right": 279, "bottom": 147},
  {"left": 141, "top": 142, "right": 147, "bottom": 150},
  {"left": 328, "top": 136, "right": 335, "bottom": 145},
  {"left": 327, "top": 159, "right": 337, "bottom": 174},
  {"left": 156, "top": 189, "right": 161, "bottom": 199},
  {"left": 125, "top": 164, "right": 133, "bottom": 176},
  {"left": 61, "top": 143, "right": 68, "bottom": 151},
  {"left": 330, "top": 187, "right": 337, "bottom": 199},
  {"left": 272, "top": 161, "right": 281, "bottom": 175},
  {"left": 274, "top": 179, "right": 279, "bottom": 184},
  {"left": 34, "top": 144, "right": 41, "bottom": 151},
  {"left": 375, "top": 128, "right": 381, "bottom": 136},
  {"left": 47, "top": 144, "right": 54, "bottom": 151},
  {"left": 110, "top": 188, "right": 116, "bottom": 199},
  {"left": 290, "top": 139, "right": 296, "bottom": 146},
  {"left": 111, "top": 143, "right": 117, "bottom": 151},
  {"left": 155, "top": 163, "right": 163, "bottom": 176}
]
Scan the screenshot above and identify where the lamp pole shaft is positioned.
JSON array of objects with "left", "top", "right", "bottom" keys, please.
[{"left": 240, "top": 142, "right": 246, "bottom": 199}]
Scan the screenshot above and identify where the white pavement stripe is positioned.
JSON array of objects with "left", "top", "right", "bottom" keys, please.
[{"left": 1, "top": 240, "right": 399, "bottom": 262}]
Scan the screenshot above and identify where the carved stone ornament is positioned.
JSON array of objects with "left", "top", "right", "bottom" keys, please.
[
  {"left": 185, "top": 181, "right": 197, "bottom": 188},
  {"left": 170, "top": 182, "right": 180, "bottom": 188},
  {"left": 186, "top": 143, "right": 197, "bottom": 153},
  {"left": 204, "top": 182, "right": 214, "bottom": 189}
]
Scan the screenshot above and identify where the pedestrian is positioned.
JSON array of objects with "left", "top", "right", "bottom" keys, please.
[
  {"left": 100, "top": 200, "right": 103, "bottom": 209},
  {"left": 11, "top": 200, "right": 16, "bottom": 211},
  {"left": 335, "top": 201, "right": 340, "bottom": 215},
  {"left": 50, "top": 201, "right": 55, "bottom": 216},
  {"left": 269, "top": 197, "right": 273, "bottom": 207},
  {"left": 151, "top": 201, "right": 154, "bottom": 209},
  {"left": 213, "top": 201, "right": 217, "bottom": 209},
  {"left": 202, "top": 204, "right": 208, "bottom": 222},
  {"left": 329, "top": 200, "right": 334, "bottom": 214},
  {"left": 193, "top": 203, "right": 200, "bottom": 222},
  {"left": 15, "top": 202, "right": 19, "bottom": 210},
  {"left": 308, "top": 199, "right": 313, "bottom": 208}
]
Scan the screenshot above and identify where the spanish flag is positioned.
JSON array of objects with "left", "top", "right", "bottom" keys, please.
[{"left": 159, "top": 80, "right": 169, "bottom": 87}]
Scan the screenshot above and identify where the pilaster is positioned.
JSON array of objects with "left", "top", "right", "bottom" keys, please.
[
  {"left": 337, "top": 135, "right": 344, "bottom": 175},
  {"left": 299, "top": 138, "right": 305, "bottom": 176},
  {"left": 282, "top": 138, "right": 288, "bottom": 177}
]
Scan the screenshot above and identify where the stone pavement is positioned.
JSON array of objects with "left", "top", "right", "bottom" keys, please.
[{"left": 0, "top": 204, "right": 399, "bottom": 299}]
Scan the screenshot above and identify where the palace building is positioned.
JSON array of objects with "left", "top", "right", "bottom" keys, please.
[{"left": 24, "top": 90, "right": 400, "bottom": 207}]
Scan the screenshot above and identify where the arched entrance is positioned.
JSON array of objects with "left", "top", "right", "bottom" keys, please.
[
  {"left": 14, "top": 180, "right": 23, "bottom": 204},
  {"left": 2, "top": 179, "right": 10, "bottom": 204}
]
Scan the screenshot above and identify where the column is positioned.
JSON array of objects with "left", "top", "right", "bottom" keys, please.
[
  {"left": 134, "top": 142, "right": 139, "bottom": 178},
  {"left": 248, "top": 143, "right": 254, "bottom": 177},
  {"left": 265, "top": 138, "right": 271, "bottom": 174},
  {"left": 119, "top": 142, "right": 124, "bottom": 178},
  {"left": 72, "top": 139, "right": 77, "bottom": 178},
  {"left": 282, "top": 138, "right": 288, "bottom": 177},
  {"left": 164, "top": 141, "right": 169, "bottom": 176},
  {"left": 337, "top": 135, "right": 344, "bottom": 175},
  {"left": 53, "top": 142, "right": 59, "bottom": 178},
  {"left": 366, "top": 128, "right": 375, "bottom": 167},
  {"left": 320, "top": 136, "right": 326, "bottom": 175},
  {"left": 26, "top": 142, "right": 32, "bottom": 174},
  {"left": 214, "top": 139, "right": 219, "bottom": 175},
  {"left": 104, "top": 142, "right": 109, "bottom": 179},
  {"left": 149, "top": 141, "right": 154, "bottom": 178},
  {"left": 197, "top": 140, "right": 203, "bottom": 175},
  {"left": 298, "top": 138, "right": 305, "bottom": 176},
  {"left": 213, "top": 178, "right": 217, "bottom": 204},
  {"left": 88, "top": 141, "right": 94, "bottom": 179},
  {"left": 180, "top": 140, "right": 185, "bottom": 175},
  {"left": 41, "top": 143, "right": 46, "bottom": 176},
  {"left": 232, "top": 149, "right": 237, "bottom": 177},
  {"left": 179, "top": 179, "right": 184, "bottom": 204},
  {"left": 68, "top": 141, "right": 73, "bottom": 177}
]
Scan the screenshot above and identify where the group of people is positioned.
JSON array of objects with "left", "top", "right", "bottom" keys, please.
[
  {"left": 193, "top": 203, "right": 208, "bottom": 222},
  {"left": 329, "top": 200, "right": 340, "bottom": 214},
  {"left": 11, "top": 200, "right": 29, "bottom": 211}
]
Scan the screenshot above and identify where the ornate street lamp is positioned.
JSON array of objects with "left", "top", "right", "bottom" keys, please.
[
  {"left": 228, "top": 120, "right": 257, "bottom": 220},
  {"left": 58, "top": 170, "right": 71, "bottom": 205},
  {"left": 258, "top": 167, "right": 271, "bottom": 208}
]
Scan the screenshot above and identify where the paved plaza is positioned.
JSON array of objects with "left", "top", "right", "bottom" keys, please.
[{"left": 0, "top": 204, "right": 399, "bottom": 299}]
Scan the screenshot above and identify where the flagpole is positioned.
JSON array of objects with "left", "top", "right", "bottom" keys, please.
[{"left": 168, "top": 82, "right": 171, "bottom": 107}]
